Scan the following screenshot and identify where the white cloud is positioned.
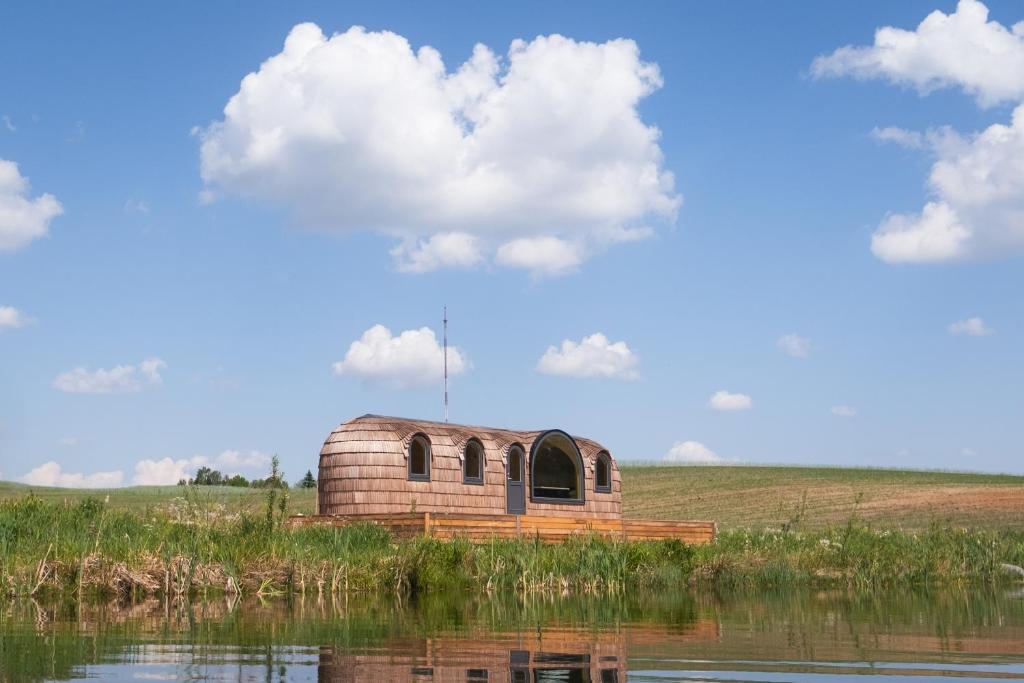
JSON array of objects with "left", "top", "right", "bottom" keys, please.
[
  {"left": 215, "top": 449, "right": 271, "bottom": 471},
  {"left": 21, "top": 461, "right": 123, "bottom": 488},
  {"left": 57, "top": 436, "right": 79, "bottom": 447},
  {"left": 871, "top": 201, "right": 972, "bottom": 262},
  {"left": 132, "top": 456, "right": 206, "bottom": 486},
  {"left": 390, "top": 232, "right": 484, "bottom": 273},
  {"left": 123, "top": 199, "right": 151, "bottom": 214},
  {"left": 961, "top": 447, "right": 978, "bottom": 457},
  {"left": 777, "top": 334, "right": 811, "bottom": 358},
  {"left": 0, "top": 159, "right": 63, "bottom": 252},
  {"left": 53, "top": 357, "right": 166, "bottom": 394},
  {"left": 708, "top": 390, "right": 752, "bottom": 411},
  {"left": 332, "top": 324, "right": 467, "bottom": 388},
  {"left": 2, "top": 116, "right": 14, "bottom": 132},
  {"left": 536, "top": 332, "right": 638, "bottom": 380},
  {"left": 0, "top": 306, "right": 30, "bottom": 330},
  {"left": 139, "top": 358, "right": 167, "bottom": 383},
  {"left": 664, "top": 441, "right": 723, "bottom": 464},
  {"left": 198, "top": 24, "right": 680, "bottom": 274},
  {"left": 814, "top": 2, "right": 1024, "bottom": 265},
  {"left": 494, "top": 236, "right": 586, "bottom": 277},
  {"left": 831, "top": 405, "right": 857, "bottom": 417},
  {"left": 948, "top": 316, "right": 994, "bottom": 336},
  {"left": 131, "top": 449, "right": 272, "bottom": 485},
  {"left": 870, "top": 108, "right": 1024, "bottom": 263},
  {"left": 811, "top": 0, "right": 1024, "bottom": 107},
  {"left": 870, "top": 126, "right": 926, "bottom": 149}
]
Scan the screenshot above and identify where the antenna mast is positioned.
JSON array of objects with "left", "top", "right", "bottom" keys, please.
[{"left": 443, "top": 306, "right": 449, "bottom": 423}]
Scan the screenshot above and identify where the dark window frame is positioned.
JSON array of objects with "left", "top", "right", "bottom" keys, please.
[
  {"left": 507, "top": 444, "right": 525, "bottom": 483},
  {"left": 407, "top": 433, "right": 431, "bottom": 482},
  {"left": 462, "top": 438, "right": 485, "bottom": 485},
  {"left": 594, "top": 451, "right": 612, "bottom": 493},
  {"left": 529, "top": 429, "right": 586, "bottom": 506}
]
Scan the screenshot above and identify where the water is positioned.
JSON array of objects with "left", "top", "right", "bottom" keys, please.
[{"left": 3, "top": 587, "right": 1023, "bottom": 682}]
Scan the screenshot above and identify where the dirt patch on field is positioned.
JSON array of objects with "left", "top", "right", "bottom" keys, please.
[{"left": 623, "top": 469, "right": 1024, "bottom": 531}]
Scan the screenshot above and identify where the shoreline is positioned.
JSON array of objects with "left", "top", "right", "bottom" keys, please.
[{"left": 2, "top": 495, "right": 1022, "bottom": 600}]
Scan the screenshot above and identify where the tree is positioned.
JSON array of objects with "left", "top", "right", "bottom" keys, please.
[
  {"left": 298, "top": 470, "right": 316, "bottom": 489},
  {"left": 252, "top": 455, "right": 288, "bottom": 489},
  {"left": 192, "top": 466, "right": 224, "bottom": 486},
  {"left": 224, "top": 474, "right": 250, "bottom": 488}
]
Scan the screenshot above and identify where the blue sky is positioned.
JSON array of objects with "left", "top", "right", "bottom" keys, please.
[{"left": 1, "top": 0, "right": 1022, "bottom": 486}]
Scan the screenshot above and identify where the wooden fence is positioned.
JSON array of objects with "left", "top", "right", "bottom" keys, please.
[{"left": 287, "top": 512, "right": 716, "bottom": 544}]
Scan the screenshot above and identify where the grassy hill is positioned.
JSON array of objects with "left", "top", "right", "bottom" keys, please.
[
  {"left": 623, "top": 465, "right": 1024, "bottom": 531},
  {"left": 0, "top": 480, "right": 318, "bottom": 515},
  {"left": 2, "top": 465, "right": 1023, "bottom": 531}
]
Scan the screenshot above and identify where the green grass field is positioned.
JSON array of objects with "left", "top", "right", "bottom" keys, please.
[{"left": 3, "top": 464, "right": 1023, "bottom": 531}]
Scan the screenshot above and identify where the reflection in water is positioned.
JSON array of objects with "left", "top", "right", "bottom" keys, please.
[
  {"left": 317, "top": 628, "right": 633, "bottom": 682},
  {"left": 1, "top": 587, "right": 1023, "bottom": 682}
]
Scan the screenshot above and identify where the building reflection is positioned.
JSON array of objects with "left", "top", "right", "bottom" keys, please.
[
  {"left": 317, "top": 619, "right": 722, "bottom": 683},
  {"left": 317, "top": 629, "right": 627, "bottom": 682}
]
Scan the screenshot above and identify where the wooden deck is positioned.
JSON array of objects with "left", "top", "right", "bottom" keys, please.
[{"left": 287, "top": 512, "right": 716, "bottom": 544}]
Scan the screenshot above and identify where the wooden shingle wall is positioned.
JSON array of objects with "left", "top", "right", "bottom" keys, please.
[{"left": 318, "top": 415, "right": 622, "bottom": 520}]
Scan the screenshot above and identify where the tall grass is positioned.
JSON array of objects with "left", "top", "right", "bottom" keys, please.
[{"left": 1, "top": 494, "right": 1022, "bottom": 600}]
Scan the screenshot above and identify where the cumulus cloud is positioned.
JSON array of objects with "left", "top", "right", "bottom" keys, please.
[
  {"left": 814, "top": 2, "right": 1024, "bottom": 264},
  {"left": 708, "top": 390, "right": 752, "bottom": 411},
  {"left": 831, "top": 405, "right": 857, "bottom": 417},
  {"left": 869, "top": 108, "right": 1024, "bottom": 263},
  {"left": 390, "top": 232, "right": 484, "bottom": 273},
  {"left": 536, "top": 333, "right": 638, "bottom": 380},
  {"left": 197, "top": 24, "right": 680, "bottom": 274},
  {"left": 21, "top": 461, "right": 123, "bottom": 488},
  {"left": 332, "top": 324, "right": 467, "bottom": 388},
  {"left": 132, "top": 456, "right": 206, "bottom": 486},
  {"left": 777, "top": 334, "right": 811, "bottom": 358},
  {"left": 0, "top": 159, "right": 63, "bottom": 252},
  {"left": 811, "top": 0, "right": 1024, "bottom": 108},
  {"left": 948, "top": 316, "right": 994, "bottom": 336},
  {"left": 53, "top": 357, "right": 166, "bottom": 394},
  {"left": 663, "top": 441, "right": 723, "bottom": 464},
  {"left": 0, "top": 305, "right": 30, "bottom": 330},
  {"left": 132, "top": 450, "right": 273, "bottom": 485},
  {"left": 494, "top": 236, "right": 586, "bottom": 277},
  {"left": 215, "top": 449, "right": 272, "bottom": 470}
]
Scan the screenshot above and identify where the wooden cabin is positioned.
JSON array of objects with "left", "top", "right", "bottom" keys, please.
[{"left": 318, "top": 414, "right": 621, "bottom": 520}]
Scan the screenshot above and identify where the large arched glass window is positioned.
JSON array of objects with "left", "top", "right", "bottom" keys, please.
[
  {"left": 463, "top": 439, "right": 484, "bottom": 484},
  {"left": 594, "top": 451, "right": 612, "bottom": 493},
  {"left": 408, "top": 434, "right": 431, "bottom": 481},
  {"left": 530, "top": 431, "right": 584, "bottom": 503}
]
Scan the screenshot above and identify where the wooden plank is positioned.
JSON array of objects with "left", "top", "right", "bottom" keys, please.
[{"left": 289, "top": 513, "right": 715, "bottom": 545}]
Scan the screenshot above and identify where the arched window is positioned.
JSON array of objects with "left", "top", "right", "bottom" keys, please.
[
  {"left": 507, "top": 446, "right": 524, "bottom": 484},
  {"left": 408, "top": 434, "right": 431, "bottom": 481},
  {"left": 463, "top": 439, "right": 484, "bottom": 484},
  {"left": 594, "top": 451, "right": 612, "bottom": 493},
  {"left": 530, "top": 430, "right": 584, "bottom": 504}
]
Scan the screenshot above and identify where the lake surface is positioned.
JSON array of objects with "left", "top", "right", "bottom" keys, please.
[{"left": 3, "top": 587, "right": 1024, "bottom": 682}]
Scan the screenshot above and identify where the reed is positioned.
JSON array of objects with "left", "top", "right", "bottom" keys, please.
[{"left": 1, "top": 495, "right": 1021, "bottom": 600}]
